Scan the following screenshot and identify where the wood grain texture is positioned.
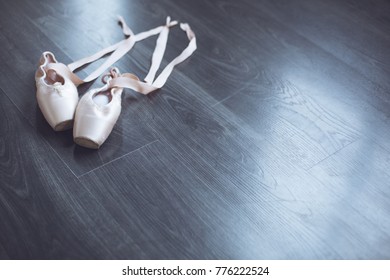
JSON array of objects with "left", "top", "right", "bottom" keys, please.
[
  {"left": 0, "top": 91, "right": 114, "bottom": 259},
  {"left": 307, "top": 139, "right": 390, "bottom": 259},
  {"left": 247, "top": 0, "right": 390, "bottom": 90},
  {"left": 0, "top": 0, "right": 390, "bottom": 259}
]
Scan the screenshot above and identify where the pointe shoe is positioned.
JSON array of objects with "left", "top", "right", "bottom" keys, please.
[
  {"left": 73, "top": 68, "right": 131, "bottom": 149},
  {"left": 35, "top": 52, "right": 78, "bottom": 131}
]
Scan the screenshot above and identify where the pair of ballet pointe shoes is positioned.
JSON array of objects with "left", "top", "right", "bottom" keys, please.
[
  {"left": 35, "top": 16, "right": 197, "bottom": 149},
  {"left": 36, "top": 54, "right": 131, "bottom": 149}
]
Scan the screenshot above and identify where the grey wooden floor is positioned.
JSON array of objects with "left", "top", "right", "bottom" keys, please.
[{"left": 1, "top": 0, "right": 390, "bottom": 259}]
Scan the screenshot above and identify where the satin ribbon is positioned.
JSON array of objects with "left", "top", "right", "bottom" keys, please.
[
  {"left": 45, "top": 16, "right": 196, "bottom": 93},
  {"left": 108, "top": 21, "right": 197, "bottom": 94}
]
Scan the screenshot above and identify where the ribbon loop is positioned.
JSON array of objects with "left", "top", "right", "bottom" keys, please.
[
  {"left": 44, "top": 16, "right": 196, "bottom": 93},
  {"left": 117, "top": 15, "right": 134, "bottom": 37},
  {"left": 108, "top": 21, "right": 197, "bottom": 94}
]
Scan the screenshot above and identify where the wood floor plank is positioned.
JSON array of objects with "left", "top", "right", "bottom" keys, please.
[
  {"left": 215, "top": 71, "right": 361, "bottom": 169},
  {"left": 78, "top": 134, "right": 390, "bottom": 259},
  {"left": 307, "top": 139, "right": 390, "bottom": 259},
  {"left": 77, "top": 139, "right": 331, "bottom": 259},
  {"left": 202, "top": 0, "right": 390, "bottom": 157},
  {"left": 0, "top": 91, "right": 97, "bottom": 259},
  {"left": 244, "top": 0, "right": 390, "bottom": 92}
]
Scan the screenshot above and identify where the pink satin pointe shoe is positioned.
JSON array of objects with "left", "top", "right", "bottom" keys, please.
[
  {"left": 73, "top": 19, "right": 197, "bottom": 149},
  {"left": 35, "top": 52, "right": 78, "bottom": 131},
  {"left": 73, "top": 69, "right": 138, "bottom": 149}
]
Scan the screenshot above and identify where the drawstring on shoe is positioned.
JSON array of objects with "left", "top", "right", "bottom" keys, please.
[{"left": 101, "top": 67, "right": 121, "bottom": 84}]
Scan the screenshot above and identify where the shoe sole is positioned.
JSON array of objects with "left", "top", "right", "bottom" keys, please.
[
  {"left": 54, "top": 120, "right": 73, "bottom": 131},
  {"left": 74, "top": 136, "right": 100, "bottom": 149}
]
